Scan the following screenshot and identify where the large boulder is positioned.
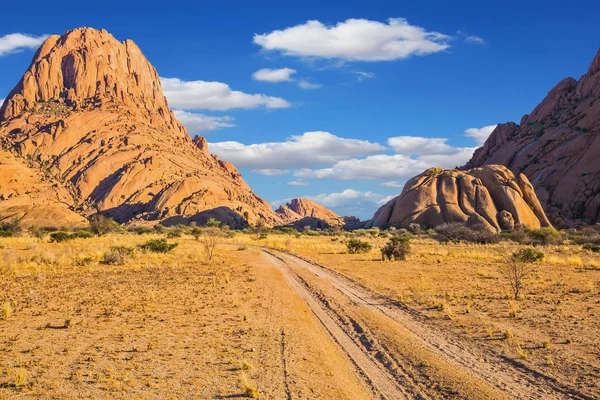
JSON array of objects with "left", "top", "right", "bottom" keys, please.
[
  {"left": 366, "top": 165, "right": 551, "bottom": 232},
  {"left": 465, "top": 49, "right": 600, "bottom": 227},
  {"left": 0, "top": 27, "right": 281, "bottom": 227}
]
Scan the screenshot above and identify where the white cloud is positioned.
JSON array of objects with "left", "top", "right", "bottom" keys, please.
[
  {"left": 286, "top": 179, "right": 309, "bottom": 186},
  {"left": 0, "top": 33, "right": 49, "bottom": 56},
  {"left": 252, "top": 67, "right": 296, "bottom": 82},
  {"left": 172, "top": 110, "right": 235, "bottom": 133},
  {"left": 296, "top": 147, "right": 475, "bottom": 181},
  {"left": 309, "top": 189, "right": 394, "bottom": 208},
  {"left": 298, "top": 79, "right": 322, "bottom": 89},
  {"left": 0, "top": 98, "right": 4, "bottom": 106},
  {"left": 465, "top": 35, "right": 485, "bottom": 45},
  {"left": 465, "top": 125, "right": 497, "bottom": 146},
  {"left": 353, "top": 71, "right": 375, "bottom": 81},
  {"left": 387, "top": 136, "right": 458, "bottom": 155},
  {"left": 381, "top": 181, "right": 405, "bottom": 188},
  {"left": 209, "top": 131, "right": 385, "bottom": 169},
  {"left": 252, "top": 169, "right": 290, "bottom": 176},
  {"left": 253, "top": 18, "right": 450, "bottom": 62},
  {"left": 161, "top": 77, "right": 291, "bottom": 110}
]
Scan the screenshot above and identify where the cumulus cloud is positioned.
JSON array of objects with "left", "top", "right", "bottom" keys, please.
[
  {"left": 465, "top": 125, "right": 497, "bottom": 145},
  {"left": 387, "top": 136, "right": 458, "bottom": 155},
  {"left": 208, "top": 131, "right": 385, "bottom": 169},
  {"left": 295, "top": 146, "right": 476, "bottom": 181},
  {"left": 253, "top": 18, "right": 450, "bottom": 62},
  {"left": 252, "top": 169, "right": 290, "bottom": 176},
  {"left": 172, "top": 110, "right": 235, "bottom": 133},
  {"left": 161, "top": 77, "right": 291, "bottom": 110},
  {"left": 252, "top": 67, "right": 296, "bottom": 82},
  {"left": 465, "top": 35, "right": 486, "bottom": 45},
  {"left": 286, "top": 179, "right": 309, "bottom": 186},
  {"left": 0, "top": 33, "right": 49, "bottom": 56},
  {"left": 298, "top": 79, "right": 322, "bottom": 89}
]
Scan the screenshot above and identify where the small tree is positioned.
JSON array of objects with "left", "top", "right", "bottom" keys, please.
[
  {"left": 499, "top": 248, "right": 543, "bottom": 300},
  {"left": 381, "top": 234, "right": 412, "bottom": 261},
  {"left": 254, "top": 217, "right": 267, "bottom": 239},
  {"left": 200, "top": 227, "right": 223, "bottom": 260}
]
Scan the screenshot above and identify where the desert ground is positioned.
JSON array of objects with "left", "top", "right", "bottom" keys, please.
[{"left": 1, "top": 227, "right": 599, "bottom": 399}]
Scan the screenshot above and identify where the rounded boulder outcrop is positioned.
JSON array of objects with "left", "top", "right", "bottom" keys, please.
[{"left": 366, "top": 165, "right": 552, "bottom": 232}]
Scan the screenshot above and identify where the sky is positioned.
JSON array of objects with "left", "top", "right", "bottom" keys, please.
[{"left": 1, "top": 0, "right": 599, "bottom": 219}]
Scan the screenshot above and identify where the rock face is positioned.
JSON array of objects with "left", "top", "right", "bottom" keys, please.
[
  {"left": 0, "top": 27, "right": 280, "bottom": 227},
  {"left": 275, "top": 198, "right": 357, "bottom": 229},
  {"left": 465, "top": 49, "right": 600, "bottom": 226},
  {"left": 366, "top": 165, "right": 551, "bottom": 232}
]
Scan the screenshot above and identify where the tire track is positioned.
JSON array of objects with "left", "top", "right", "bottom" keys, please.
[
  {"left": 268, "top": 248, "right": 596, "bottom": 400},
  {"left": 261, "top": 250, "right": 412, "bottom": 400}
]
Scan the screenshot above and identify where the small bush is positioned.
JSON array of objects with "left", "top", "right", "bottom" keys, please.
[
  {"left": 191, "top": 227, "right": 202, "bottom": 240},
  {"left": 167, "top": 229, "right": 183, "bottom": 238},
  {"left": 583, "top": 243, "right": 600, "bottom": 253},
  {"left": 346, "top": 239, "right": 372, "bottom": 254},
  {"left": 512, "top": 248, "right": 544, "bottom": 263},
  {"left": 381, "top": 234, "right": 412, "bottom": 261},
  {"left": 435, "top": 223, "right": 500, "bottom": 244},
  {"left": 89, "top": 215, "right": 120, "bottom": 235},
  {"left": 102, "top": 246, "right": 135, "bottom": 265},
  {"left": 408, "top": 223, "right": 422, "bottom": 234},
  {"left": 129, "top": 227, "right": 153, "bottom": 235},
  {"left": 49, "top": 232, "right": 72, "bottom": 243},
  {"left": 70, "top": 230, "right": 94, "bottom": 239},
  {"left": 139, "top": 239, "right": 178, "bottom": 253},
  {"left": 0, "top": 218, "right": 22, "bottom": 237},
  {"left": 527, "top": 227, "right": 561, "bottom": 245}
]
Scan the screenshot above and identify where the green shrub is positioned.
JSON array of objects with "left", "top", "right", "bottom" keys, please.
[
  {"left": 167, "top": 229, "right": 183, "bottom": 238},
  {"left": 527, "top": 228, "right": 561, "bottom": 245},
  {"left": 204, "top": 218, "right": 221, "bottom": 228},
  {"left": 0, "top": 218, "right": 22, "bottom": 237},
  {"left": 102, "top": 246, "right": 135, "bottom": 265},
  {"left": 89, "top": 215, "right": 120, "bottom": 235},
  {"left": 70, "top": 230, "right": 94, "bottom": 239},
  {"left": 583, "top": 243, "right": 600, "bottom": 253},
  {"left": 191, "top": 227, "right": 202, "bottom": 240},
  {"left": 49, "top": 232, "right": 72, "bottom": 243},
  {"left": 512, "top": 248, "right": 544, "bottom": 263},
  {"left": 139, "top": 239, "right": 178, "bottom": 253},
  {"left": 435, "top": 223, "right": 500, "bottom": 244},
  {"left": 346, "top": 239, "right": 372, "bottom": 254},
  {"left": 381, "top": 234, "right": 412, "bottom": 261},
  {"left": 408, "top": 223, "right": 422, "bottom": 234}
]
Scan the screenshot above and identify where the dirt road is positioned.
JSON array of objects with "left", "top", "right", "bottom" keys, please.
[{"left": 261, "top": 247, "right": 595, "bottom": 400}]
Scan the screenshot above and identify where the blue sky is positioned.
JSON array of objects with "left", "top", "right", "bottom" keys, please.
[{"left": 1, "top": 0, "right": 599, "bottom": 219}]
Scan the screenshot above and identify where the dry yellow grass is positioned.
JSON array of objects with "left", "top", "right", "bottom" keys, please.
[
  {"left": 232, "top": 232, "right": 600, "bottom": 395},
  {"left": 0, "top": 233, "right": 370, "bottom": 398}
]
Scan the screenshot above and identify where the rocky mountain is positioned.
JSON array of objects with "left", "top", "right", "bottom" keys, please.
[
  {"left": 0, "top": 27, "right": 280, "bottom": 227},
  {"left": 465, "top": 50, "right": 600, "bottom": 227},
  {"left": 366, "top": 165, "right": 551, "bottom": 232},
  {"left": 275, "top": 198, "right": 359, "bottom": 229}
]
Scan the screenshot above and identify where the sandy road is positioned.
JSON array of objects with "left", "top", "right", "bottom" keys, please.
[{"left": 261, "top": 247, "right": 596, "bottom": 400}]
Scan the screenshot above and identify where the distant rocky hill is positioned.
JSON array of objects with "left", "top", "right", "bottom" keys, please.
[
  {"left": 0, "top": 27, "right": 280, "bottom": 227},
  {"left": 465, "top": 50, "right": 600, "bottom": 227},
  {"left": 276, "top": 198, "right": 359, "bottom": 229},
  {"left": 366, "top": 165, "right": 551, "bottom": 232}
]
